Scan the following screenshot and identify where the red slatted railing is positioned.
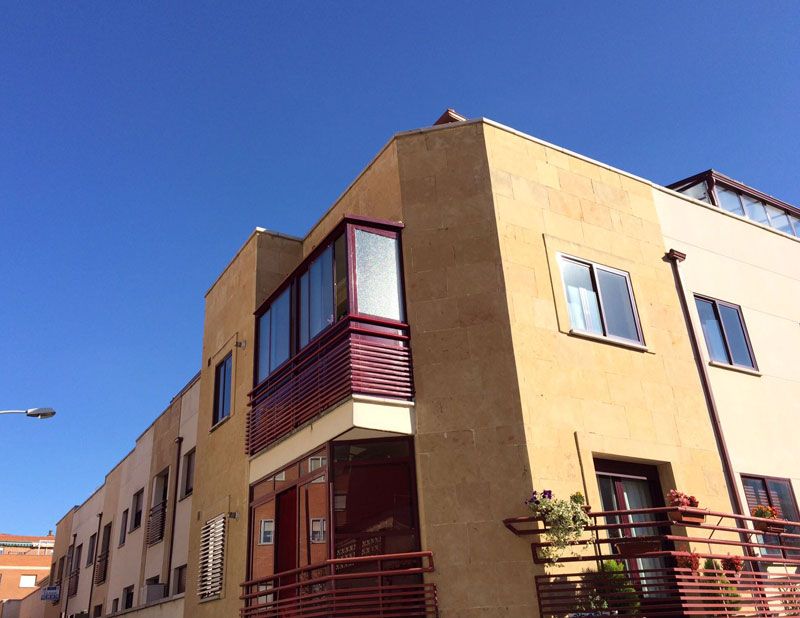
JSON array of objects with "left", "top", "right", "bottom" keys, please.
[
  {"left": 246, "top": 316, "right": 413, "bottom": 456},
  {"left": 240, "top": 551, "right": 437, "bottom": 617},
  {"left": 505, "top": 506, "right": 800, "bottom": 616}
]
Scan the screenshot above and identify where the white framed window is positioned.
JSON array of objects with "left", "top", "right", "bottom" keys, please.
[
  {"left": 20, "top": 574, "right": 37, "bottom": 588},
  {"left": 198, "top": 514, "right": 226, "bottom": 600},
  {"left": 559, "top": 254, "right": 643, "bottom": 345},
  {"left": 310, "top": 518, "right": 326, "bottom": 544},
  {"left": 274, "top": 471, "right": 286, "bottom": 482},
  {"left": 308, "top": 456, "right": 326, "bottom": 472},
  {"left": 259, "top": 519, "right": 275, "bottom": 545}
]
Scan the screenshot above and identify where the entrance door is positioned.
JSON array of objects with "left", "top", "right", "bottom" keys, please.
[
  {"left": 595, "top": 459, "right": 666, "bottom": 594},
  {"left": 275, "top": 486, "right": 298, "bottom": 602}
]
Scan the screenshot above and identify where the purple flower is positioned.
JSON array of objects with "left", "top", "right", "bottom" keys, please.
[{"left": 542, "top": 490, "right": 553, "bottom": 500}]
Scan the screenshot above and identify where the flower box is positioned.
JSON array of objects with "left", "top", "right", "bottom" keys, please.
[
  {"left": 753, "top": 519, "right": 787, "bottom": 534},
  {"left": 613, "top": 538, "right": 660, "bottom": 557},
  {"left": 669, "top": 508, "right": 707, "bottom": 525}
]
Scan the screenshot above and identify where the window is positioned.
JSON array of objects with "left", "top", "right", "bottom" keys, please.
[
  {"left": 560, "top": 256, "right": 643, "bottom": 344},
  {"left": 310, "top": 518, "right": 326, "bottom": 544},
  {"left": 131, "top": 489, "right": 144, "bottom": 530},
  {"left": 695, "top": 296, "right": 756, "bottom": 369},
  {"left": 353, "top": 229, "right": 404, "bottom": 321},
  {"left": 119, "top": 509, "right": 129, "bottom": 546},
  {"left": 182, "top": 449, "right": 195, "bottom": 497},
  {"left": 19, "top": 574, "right": 37, "bottom": 588},
  {"left": 93, "top": 604, "right": 103, "bottom": 617},
  {"left": 198, "top": 514, "right": 226, "bottom": 599},
  {"left": 308, "top": 456, "right": 326, "bottom": 472},
  {"left": 213, "top": 354, "right": 233, "bottom": 425},
  {"left": 742, "top": 475, "right": 800, "bottom": 556},
  {"left": 86, "top": 533, "right": 96, "bottom": 567},
  {"left": 73, "top": 544, "right": 82, "bottom": 574},
  {"left": 300, "top": 245, "right": 334, "bottom": 347},
  {"left": 173, "top": 564, "right": 187, "bottom": 595},
  {"left": 111, "top": 598, "right": 119, "bottom": 613},
  {"left": 259, "top": 519, "right": 274, "bottom": 545},
  {"left": 717, "top": 186, "right": 746, "bottom": 216},
  {"left": 123, "top": 585, "right": 134, "bottom": 609}
]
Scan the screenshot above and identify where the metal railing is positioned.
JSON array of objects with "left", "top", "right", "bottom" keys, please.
[
  {"left": 146, "top": 501, "right": 167, "bottom": 546},
  {"left": 505, "top": 506, "right": 800, "bottom": 616},
  {"left": 240, "top": 551, "right": 437, "bottom": 617},
  {"left": 246, "top": 316, "right": 413, "bottom": 456}
]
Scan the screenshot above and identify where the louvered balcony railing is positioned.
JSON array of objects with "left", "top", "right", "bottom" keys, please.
[
  {"left": 505, "top": 506, "right": 800, "bottom": 617},
  {"left": 246, "top": 316, "right": 413, "bottom": 456},
  {"left": 146, "top": 501, "right": 167, "bottom": 546},
  {"left": 240, "top": 551, "right": 437, "bottom": 617},
  {"left": 94, "top": 550, "right": 109, "bottom": 584}
]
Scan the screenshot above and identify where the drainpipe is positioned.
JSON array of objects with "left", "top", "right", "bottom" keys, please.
[
  {"left": 164, "top": 436, "right": 183, "bottom": 596},
  {"left": 665, "top": 249, "right": 744, "bottom": 516},
  {"left": 86, "top": 512, "right": 103, "bottom": 615}
]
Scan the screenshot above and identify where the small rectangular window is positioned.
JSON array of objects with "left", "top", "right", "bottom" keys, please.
[
  {"left": 123, "top": 585, "right": 134, "bottom": 609},
  {"left": 86, "top": 533, "right": 97, "bottom": 567},
  {"left": 119, "top": 510, "right": 129, "bottom": 546},
  {"left": 354, "top": 228, "right": 404, "bottom": 321},
  {"left": 308, "top": 456, "right": 326, "bottom": 472},
  {"left": 259, "top": 519, "right": 274, "bottom": 545},
  {"left": 19, "top": 574, "right": 37, "bottom": 588},
  {"left": 695, "top": 296, "right": 756, "bottom": 369},
  {"left": 174, "top": 564, "right": 187, "bottom": 595},
  {"left": 131, "top": 489, "right": 144, "bottom": 530},
  {"left": 182, "top": 449, "right": 195, "bottom": 497},
  {"left": 213, "top": 354, "right": 233, "bottom": 425},
  {"left": 310, "top": 518, "right": 326, "bottom": 544},
  {"left": 560, "top": 255, "right": 643, "bottom": 344},
  {"left": 93, "top": 604, "right": 103, "bottom": 617}
]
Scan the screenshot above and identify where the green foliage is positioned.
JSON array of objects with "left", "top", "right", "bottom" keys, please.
[
  {"left": 579, "top": 560, "right": 640, "bottom": 615},
  {"left": 702, "top": 559, "right": 742, "bottom": 614},
  {"left": 526, "top": 490, "right": 591, "bottom": 563}
]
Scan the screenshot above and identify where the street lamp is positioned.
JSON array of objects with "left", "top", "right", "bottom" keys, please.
[{"left": 0, "top": 408, "right": 56, "bottom": 419}]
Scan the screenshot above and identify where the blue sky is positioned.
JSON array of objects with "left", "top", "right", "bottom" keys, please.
[{"left": 1, "top": 2, "right": 798, "bottom": 534}]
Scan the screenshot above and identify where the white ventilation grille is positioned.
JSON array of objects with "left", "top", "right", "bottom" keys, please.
[{"left": 197, "top": 514, "right": 226, "bottom": 599}]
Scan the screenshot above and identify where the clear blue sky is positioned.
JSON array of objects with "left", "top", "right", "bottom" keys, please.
[{"left": 1, "top": 2, "right": 798, "bottom": 535}]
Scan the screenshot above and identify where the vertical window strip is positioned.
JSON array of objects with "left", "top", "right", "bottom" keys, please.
[{"left": 198, "top": 514, "right": 226, "bottom": 599}]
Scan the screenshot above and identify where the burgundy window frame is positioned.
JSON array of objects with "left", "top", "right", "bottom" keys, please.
[
  {"left": 741, "top": 473, "right": 800, "bottom": 559},
  {"left": 253, "top": 216, "right": 407, "bottom": 390}
]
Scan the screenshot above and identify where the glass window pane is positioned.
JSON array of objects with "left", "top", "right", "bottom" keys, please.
[
  {"left": 717, "top": 187, "right": 745, "bottom": 215},
  {"left": 354, "top": 229, "right": 404, "bottom": 321},
  {"left": 741, "top": 195, "right": 769, "bottom": 225},
  {"left": 562, "top": 259, "right": 602, "bottom": 335},
  {"left": 309, "top": 245, "right": 334, "bottom": 339},
  {"left": 718, "top": 304, "right": 754, "bottom": 367},
  {"left": 597, "top": 269, "right": 640, "bottom": 342},
  {"left": 257, "top": 310, "right": 271, "bottom": 383},
  {"left": 695, "top": 298, "right": 730, "bottom": 363},
  {"left": 789, "top": 215, "right": 800, "bottom": 238},
  {"left": 269, "top": 288, "right": 291, "bottom": 371},
  {"left": 334, "top": 234, "right": 348, "bottom": 320},
  {"left": 765, "top": 204, "right": 793, "bottom": 235},
  {"left": 680, "top": 181, "right": 710, "bottom": 203},
  {"left": 299, "top": 273, "right": 309, "bottom": 347}
]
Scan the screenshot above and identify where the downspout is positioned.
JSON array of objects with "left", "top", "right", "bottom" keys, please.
[
  {"left": 86, "top": 512, "right": 103, "bottom": 614},
  {"left": 665, "top": 249, "right": 744, "bottom": 516},
  {"left": 164, "top": 436, "right": 183, "bottom": 596}
]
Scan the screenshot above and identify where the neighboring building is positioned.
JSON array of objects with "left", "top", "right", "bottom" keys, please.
[
  {"left": 0, "top": 576, "right": 48, "bottom": 618},
  {"left": 182, "top": 111, "right": 740, "bottom": 618},
  {"left": 0, "top": 534, "right": 53, "bottom": 611},
  {"left": 45, "top": 374, "right": 198, "bottom": 618},
  {"left": 660, "top": 170, "right": 800, "bottom": 534}
]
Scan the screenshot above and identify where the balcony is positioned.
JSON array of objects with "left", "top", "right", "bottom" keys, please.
[
  {"left": 240, "top": 551, "right": 437, "bottom": 617},
  {"left": 146, "top": 501, "right": 167, "bottom": 546},
  {"left": 94, "top": 550, "right": 109, "bottom": 584},
  {"left": 246, "top": 315, "right": 413, "bottom": 456},
  {"left": 505, "top": 506, "right": 800, "bottom": 617}
]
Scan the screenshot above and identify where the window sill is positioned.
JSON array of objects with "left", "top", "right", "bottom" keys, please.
[
  {"left": 708, "top": 360, "right": 761, "bottom": 377},
  {"left": 178, "top": 491, "right": 193, "bottom": 503},
  {"left": 209, "top": 415, "right": 231, "bottom": 434},
  {"left": 568, "top": 329, "right": 651, "bottom": 353}
]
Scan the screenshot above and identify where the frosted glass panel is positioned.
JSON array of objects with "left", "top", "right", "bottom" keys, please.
[
  {"left": 354, "top": 230, "right": 404, "bottom": 320},
  {"left": 562, "top": 259, "right": 602, "bottom": 334}
]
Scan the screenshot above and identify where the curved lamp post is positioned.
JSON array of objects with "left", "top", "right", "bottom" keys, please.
[{"left": 0, "top": 408, "right": 56, "bottom": 419}]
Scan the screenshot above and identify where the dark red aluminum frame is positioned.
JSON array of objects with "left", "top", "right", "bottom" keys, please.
[
  {"left": 741, "top": 472, "right": 800, "bottom": 560},
  {"left": 253, "top": 215, "right": 407, "bottom": 391},
  {"left": 694, "top": 293, "right": 759, "bottom": 371}
]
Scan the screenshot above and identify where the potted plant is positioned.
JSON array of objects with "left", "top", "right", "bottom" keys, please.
[
  {"left": 577, "top": 560, "right": 640, "bottom": 616},
  {"left": 525, "top": 489, "right": 591, "bottom": 563},
  {"left": 751, "top": 504, "right": 786, "bottom": 533},
  {"left": 702, "top": 558, "right": 742, "bottom": 616},
  {"left": 668, "top": 489, "right": 707, "bottom": 525},
  {"left": 570, "top": 491, "right": 592, "bottom": 514},
  {"left": 720, "top": 554, "right": 744, "bottom": 575},
  {"left": 676, "top": 552, "right": 701, "bottom": 573}
]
